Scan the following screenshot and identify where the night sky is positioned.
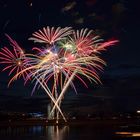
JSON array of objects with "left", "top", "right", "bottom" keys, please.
[{"left": 0, "top": 0, "right": 140, "bottom": 113}]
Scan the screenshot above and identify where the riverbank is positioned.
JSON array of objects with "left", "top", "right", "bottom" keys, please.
[{"left": 0, "top": 118, "right": 139, "bottom": 127}]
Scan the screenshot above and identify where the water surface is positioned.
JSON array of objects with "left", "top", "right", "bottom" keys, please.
[{"left": 0, "top": 124, "right": 139, "bottom": 140}]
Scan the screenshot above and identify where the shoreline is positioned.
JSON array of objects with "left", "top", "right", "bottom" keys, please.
[{"left": 0, "top": 119, "right": 138, "bottom": 127}]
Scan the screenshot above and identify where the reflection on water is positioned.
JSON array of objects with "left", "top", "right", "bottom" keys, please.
[
  {"left": 0, "top": 124, "right": 140, "bottom": 140},
  {"left": 46, "top": 126, "right": 69, "bottom": 140},
  {"left": 116, "top": 131, "right": 140, "bottom": 137},
  {"left": 115, "top": 125, "right": 140, "bottom": 138},
  {"left": 0, "top": 126, "right": 69, "bottom": 140}
]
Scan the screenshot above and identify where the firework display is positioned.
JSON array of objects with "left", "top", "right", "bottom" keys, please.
[
  {"left": 0, "top": 35, "right": 31, "bottom": 85},
  {"left": 0, "top": 26, "right": 118, "bottom": 122}
]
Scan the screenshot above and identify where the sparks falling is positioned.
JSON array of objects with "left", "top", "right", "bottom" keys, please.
[{"left": 0, "top": 26, "right": 118, "bottom": 122}]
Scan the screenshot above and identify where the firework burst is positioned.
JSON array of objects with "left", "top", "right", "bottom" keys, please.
[
  {"left": 0, "top": 27, "right": 118, "bottom": 122},
  {"left": 0, "top": 35, "right": 30, "bottom": 85},
  {"left": 29, "top": 26, "right": 73, "bottom": 44}
]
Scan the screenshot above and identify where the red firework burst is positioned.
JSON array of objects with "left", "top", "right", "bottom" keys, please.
[{"left": 0, "top": 35, "right": 29, "bottom": 84}]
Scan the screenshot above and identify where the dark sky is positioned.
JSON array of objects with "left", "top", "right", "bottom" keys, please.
[
  {"left": 0, "top": 0, "right": 140, "bottom": 112},
  {"left": 0, "top": 0, "right": 139, "bottom": 65}
]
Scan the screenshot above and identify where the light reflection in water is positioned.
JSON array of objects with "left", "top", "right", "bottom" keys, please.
[
  {"left": 116, "top": 132, "right": 140, "bottom": 137},
  {"left": 0, "top": 124, "right": 123, "bottom": 140},
  {"left": 46, "top": 126, "right": 69, "bottom": 140},
  {"left": 0, "top": 126, "right": 69, "bottom": 140}
]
